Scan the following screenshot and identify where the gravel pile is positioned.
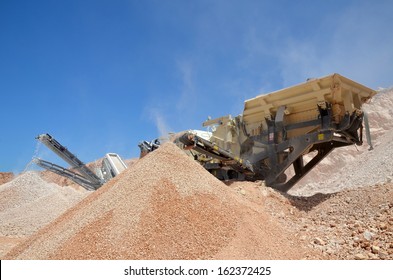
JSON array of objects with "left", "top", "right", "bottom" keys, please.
[
  {"left": 5, "top": 143, "right": 315, "bottom": 260},
  {"left": 40, "top": 170, "right": 76, "bottom": 188},
  {"left": 0, "top": 172, "right": 13, "bottom": 185},
  {"left": 0, "top": 172, "right": 87, "bottom": 237},
  {"left": 1, "top": 172, "right": 59, "bottom": 212},
  {"left": 364, "top": 87, "right": 393, "bottom": 139}
]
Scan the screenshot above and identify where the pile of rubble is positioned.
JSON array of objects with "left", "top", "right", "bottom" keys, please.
[
  {"left": 225, "top": 180, "right": 393, "bottom": 260},
  {"left": 0, "top": 172, "right": 87, "bottom": 237},
  {"left": 294, "top": 183, "right": 393, "bottom": 260},
  {"left": 0, "top": 172, "right": 87, "bottom": 257},
  {"left": 5, "top": 143, "right": 316, "bottom": 260}
]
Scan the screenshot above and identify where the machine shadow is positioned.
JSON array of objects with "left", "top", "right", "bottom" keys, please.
[
  {"left": 281, "top": 191, "right": 336, "bottom": 212},
  {"left": 224, "top": 180, "right": 336, "bottom": 212}
]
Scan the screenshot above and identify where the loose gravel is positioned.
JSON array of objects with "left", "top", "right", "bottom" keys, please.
[
  {"left": 5, "top": 143, "right": 313, "bottom": 260},
  {"left": 0, "top": 172, "right": 87, "bottom": 237}
]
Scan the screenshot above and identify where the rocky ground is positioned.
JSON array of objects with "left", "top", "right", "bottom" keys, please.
[
  {"left": 227, "top": 181, "right": 393, "bottom": 260},
  {"left": 293, "top": 183, "right": 393, "bottom": 260}
]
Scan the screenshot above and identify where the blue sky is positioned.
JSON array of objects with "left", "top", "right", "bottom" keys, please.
[{"left": 1, "top": 0, "right": 392, "bottom": 173}]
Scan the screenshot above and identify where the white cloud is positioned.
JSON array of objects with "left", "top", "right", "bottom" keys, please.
[
  {"left": 240, "top": 1, "right": 393, "bottom": 89},
  {"left": 277, "top": 39, "right": 323, "bottom": 87},
  {"left": 276, "top": 1, "right": 393, "bottom": 88},
  {"left": 176, "top": 59, "right": 196, "bottom": 111},
  {"left": 319, "top": 2, "right": 393, "bottom": 88}
]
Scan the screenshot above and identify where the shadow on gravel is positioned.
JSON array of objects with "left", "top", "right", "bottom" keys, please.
[{"left": 281, "top": 192, "right": 337, "bottom": 212}]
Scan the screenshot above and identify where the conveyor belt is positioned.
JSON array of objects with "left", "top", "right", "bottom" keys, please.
[
  {"left": 36, "top": 133, "right": 102, "bottom": 186},
  {"left": 33, "top": 158, "right": 100, "bottom": 190}
]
